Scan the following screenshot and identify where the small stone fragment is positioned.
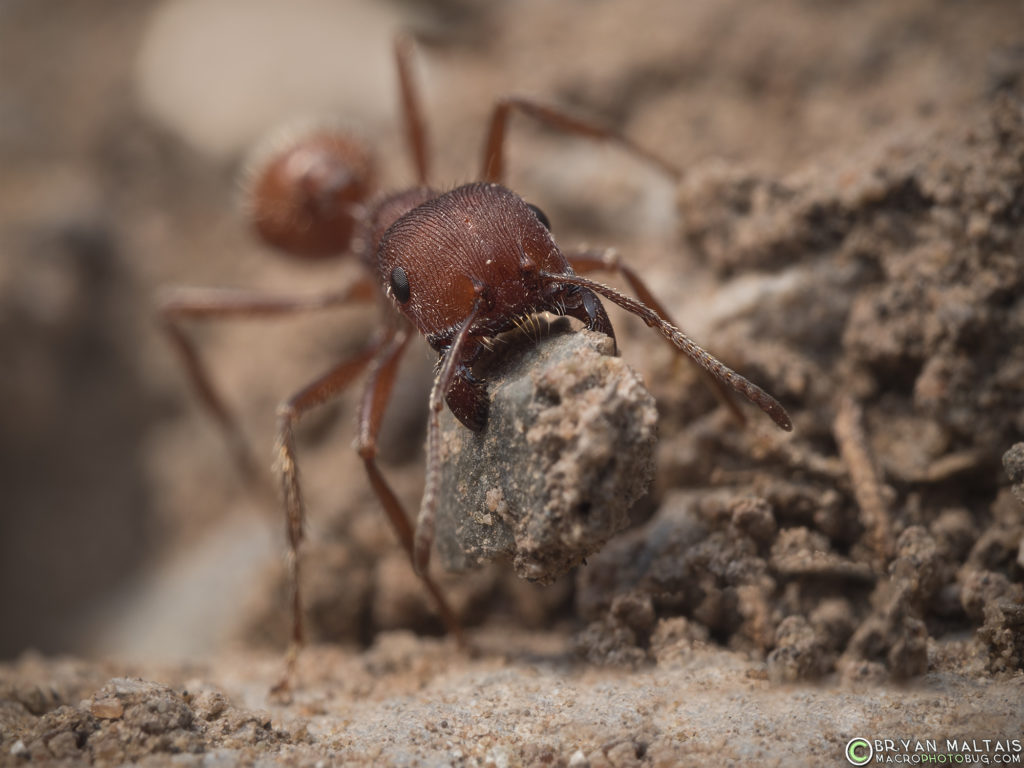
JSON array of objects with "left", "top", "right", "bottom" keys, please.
[
  {"left": 88, "top": 697, "right": 124, "bottom": 720},
  {"left": 435, "top": 324, "right": 657, "bottom": 584}
]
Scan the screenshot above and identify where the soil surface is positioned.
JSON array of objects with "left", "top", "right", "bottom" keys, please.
[{"left": 2, "top": 1, "right": 1024, "bottom": 766}]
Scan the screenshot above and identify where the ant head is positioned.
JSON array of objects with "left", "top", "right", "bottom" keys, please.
[
  {"left": 243, "top": 124, "right": 375, "bottom": 259},
  {"left": 377, "top": 183, "right": 568, "bottom": 348}
]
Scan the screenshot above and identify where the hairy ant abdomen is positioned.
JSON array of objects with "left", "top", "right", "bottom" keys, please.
[{"left": 245, "top": 125, "right": 375, "bottom": 258}]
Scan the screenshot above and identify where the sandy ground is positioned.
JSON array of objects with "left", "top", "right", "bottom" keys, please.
[{"left": 2, "top": 0, "right": 1024, "bottom": 765}]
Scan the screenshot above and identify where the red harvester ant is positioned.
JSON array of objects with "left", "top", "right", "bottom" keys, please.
[{"left": 159, "top": 37, "right": 792, "bottom": 683}]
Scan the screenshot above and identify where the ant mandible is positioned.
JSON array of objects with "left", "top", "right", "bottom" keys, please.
[{"left": 159, "top": 37, "right": 792, "bottom": 680}]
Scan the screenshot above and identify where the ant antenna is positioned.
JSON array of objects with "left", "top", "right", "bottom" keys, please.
[
  {"left": 539, "top": 272, "right": 793, "bottom": 431},
  {"left": 414, "top": 300, "right": 483, "bottom": 574}
]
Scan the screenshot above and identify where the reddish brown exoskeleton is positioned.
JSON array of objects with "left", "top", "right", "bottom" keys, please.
[{"left": 160, "top": 38, "right": 792, "bottom": 685}]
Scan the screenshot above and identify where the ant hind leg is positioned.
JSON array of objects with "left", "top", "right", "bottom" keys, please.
[
  {"left": 480, "top": 97, "right": 681, "bottom": 185},
  {"left": 395, "top": 35, "right": 431, "bottom": 185}
]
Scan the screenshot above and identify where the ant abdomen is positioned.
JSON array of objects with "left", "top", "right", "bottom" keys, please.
[{"left": 244, "top": 125, "right": 375, "bottom": 259}]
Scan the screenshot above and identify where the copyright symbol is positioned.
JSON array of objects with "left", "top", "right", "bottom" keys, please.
[{"left": 846, "top": 738, "right": 873, "bottom": 765}]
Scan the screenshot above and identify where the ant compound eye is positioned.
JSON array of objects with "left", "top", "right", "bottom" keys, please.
[
  {"left": 390, "top": 265, "right": 411, "bottom": 303},
  {"left": 527, "top": 203, "right": 551, "bottom": 230}
]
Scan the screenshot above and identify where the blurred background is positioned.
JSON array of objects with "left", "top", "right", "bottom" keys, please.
[{"left": 1, "top": 0, "right": 1020, "bottom": 661}]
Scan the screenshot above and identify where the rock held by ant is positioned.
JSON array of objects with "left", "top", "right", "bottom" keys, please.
[{"left": 434, "top": 320, "right": 658, "bottom": 584}]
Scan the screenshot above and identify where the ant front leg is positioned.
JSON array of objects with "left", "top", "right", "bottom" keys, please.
[
  {"left": 158, "top": 279, "right": 376, "bottom": 494},
  {"left": 481, "top": 97, "right": 680, "bottom": 184},
  {"left": 566, "top": 248, "right": 748, "bottom": 427},
  {"left": 354, "top": 325, "right": 466, "bottom": 646}
]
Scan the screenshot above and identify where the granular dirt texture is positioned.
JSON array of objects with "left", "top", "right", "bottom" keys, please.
[
  {"left": 1, "top": 663, "right": 287, "bottom": 765},
  {"left": 574, "top": 97, "right": 1024, "bottom": 680},
  {"left": 5, "top": 0, "right": 1024, "bottom": 765},
  {"left": 3, "top": 638, "right": 1022, "bottom": 768}
]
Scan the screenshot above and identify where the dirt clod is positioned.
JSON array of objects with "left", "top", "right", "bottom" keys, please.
[{"left": 435, "top": 325, "right": 658, "bottom": 584}]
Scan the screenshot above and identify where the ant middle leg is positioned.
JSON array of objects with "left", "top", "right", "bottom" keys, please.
[
  {"left": 354, "top": 325, "right": 466, "bottom": 646},
  {"left": 270, "top": 334, "right": 385, "bottom": 691},
  {"left": 480, "top": 97, "right": 681, "bottom": 184},
  {"left": 566, "top": 248, "right": 748, "bottom": 427},
  {"left": 158, "top": 279, "right": 376, "bottom": 495}
]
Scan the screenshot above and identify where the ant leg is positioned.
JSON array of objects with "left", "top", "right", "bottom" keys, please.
[
  {"left": 158, "top": 279, "right": 375, "bottom": 492},
  {"left": 481, "top": 97, "right": 680, "bottom": 184},
  {"left": 355, "top": 326, "right": 467, "bottom": 645},
  {"left": 414, "top": 307, "right": 481, "bottom": 578},
  {"left": 566, "top": 248, "right": 748, "bottom": 427},
  {"left": 395, "top": 35, "right": 430, "bottom": 185},
  {"left": 271, "top": 337, "right": 384, "bottom": 692}
]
